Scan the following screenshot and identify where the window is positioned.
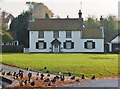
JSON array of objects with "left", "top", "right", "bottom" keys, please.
[
  {"left": 38, "top": 31, "right": 44, "bottom": 38},
  {"left": 53, "top": 31, "right": 59, "bottom": 38},
  {"left": 63, "top": 41, "right": 74, "bottom": 49},
  {"left": 36, "top": 41, "right": 47, "bottom": 49},
  {"left": 66, "top": 42, "right": 71, "bottom": 49},
  {"left": 38, "top": 42, "right": 44, "bottom": 49},
  {"left": 66, "top": 31, "right": 72, "bottom": 38},
  {"left": 84, "top": 41, "right": 95, "bottom": 49}
]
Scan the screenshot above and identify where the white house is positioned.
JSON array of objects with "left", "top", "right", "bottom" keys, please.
[
  {"left": 108, "top": 34, "right": 120, "bottom": 53},
  {"left": 28, "top": 10, "right": 104, "bottom": 53}
]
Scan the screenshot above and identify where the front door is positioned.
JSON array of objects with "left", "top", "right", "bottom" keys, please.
[{"left": 53, "top": 44, "right": 59, "bottom": 53}]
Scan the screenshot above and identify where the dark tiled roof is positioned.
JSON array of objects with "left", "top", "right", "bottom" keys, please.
[
  {"left": 105, "top": 31, "right": 119, "bottom": 43},
  {"left": 82, "top": 27, "right": 103, "bottom": 39},
  {"left": 28, "top": 18, "right": 83, "bottom": 31}
]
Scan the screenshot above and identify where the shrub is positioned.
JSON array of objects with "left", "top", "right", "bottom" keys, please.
[{"left": 2, "top": 45, "right": 24, "bottom": 53}]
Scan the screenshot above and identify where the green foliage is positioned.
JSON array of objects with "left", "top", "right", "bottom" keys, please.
[
  {"left": 0, "top": 26, "right": 13, "bottom": 43},
  {"left": 1, "top": 53, "right": 118, "bottom": 78},
  {"left": 104, "top": 15, "right": 118, "bottom": 36},
  {"left": 84, "top": 17, "right": 99, "bottom": 27},
  {"left": 84, "top": 15, "right": 118, "bottom": 41},
  {"left": 10, "top": 11, "right": 30, "bottom": 47}
]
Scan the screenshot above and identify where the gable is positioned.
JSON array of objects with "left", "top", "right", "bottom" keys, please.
[{"left": 110, "top": 35, "right": 120, "bottom": 43}]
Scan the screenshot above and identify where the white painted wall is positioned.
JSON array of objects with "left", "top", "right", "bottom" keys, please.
[
  {"left": 29, "top": 31, "right": 104, "bottom": 52},
  {"left": 111, "top": 36, "right": 120, "bottom": 43}
]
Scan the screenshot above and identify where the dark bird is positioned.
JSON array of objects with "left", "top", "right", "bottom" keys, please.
[
  {"left": 55, "top": 75, "right": 59, "bottom": 79},
  {"left": 48, "top": 82, "right": 51, "bottom": 86},
  {"left": 51, "top": 78, "right": 56, "bottom": 83},
  {"left": 6, "top": 71, "right": 11, "bottom": 75},
  {"left": 60, "top": 75, "right": 65, "bottom": 81},
  {"left": 41, "top": 73, "right": 44, "bottom": 77},
  {"left": 91, "top": 75, "right": 95, "bottom": 80},
  {"left": 1, "top": 71, "right": 5, "bottom": 75},
  {"left": 24, "top": 80, "right": 28, "bottom": 85},
  {"left": 36, "top": 77, "right": 39, "bottom": 80},
  {"left": 44, "top": 66, "right": 47, "bottom": 69},
  {"left": 76, "top": 79, "right": 79, "bottom": 82},
  {"left": 44, "top": 78, "right": 50, "bottom": 82},
  {"left": 31, "top": 81, "right": 35, "bottom": 86},
  {"left": 47, "top": 74, "right": 50, "bottom": 77},
  {"left": 13, "top": 72, "right": 16, "bottom": 76},
  {"left": 70, "top": 76, "right": 75, "bottom": 80},
  {"left": 46, "top": 70, "right": 49, "bottom": 73},
  {"left": 36, "top": 72, "right": 39, "bottom": 76},
  {"left": 68, "top": 71, "right": 71, "bottom": 76},
  {"left": 40, "top": 76, "right": 44, "bottom": 80},
  {"left": 81, "top": 74, "right": 85, "bottom": 79},
  {"left": 19, "top": 80, "right": 24, "bottom": 86}
]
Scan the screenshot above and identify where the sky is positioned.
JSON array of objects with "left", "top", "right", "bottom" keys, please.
[{"left": 0, "top": 0, "right": 119, "bottom": 19}]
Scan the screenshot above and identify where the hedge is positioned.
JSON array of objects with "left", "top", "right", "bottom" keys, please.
[{"left": 2, "top": 45, "right": 24, "bottom": 53}]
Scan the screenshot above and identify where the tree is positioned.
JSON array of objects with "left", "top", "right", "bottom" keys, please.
[
  {"left": 10, "top": 11, "right": 30, "bottom": 47},
  {"left": 84, "top": 17, "right": 99, "bottom": 27},
  {"left": 0, "top": 26, "right": 13, "bottom": 43}
]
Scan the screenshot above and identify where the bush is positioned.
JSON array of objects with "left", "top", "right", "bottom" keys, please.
[{"left": 2, "top": 45, "right": 24, "bottom": 53}]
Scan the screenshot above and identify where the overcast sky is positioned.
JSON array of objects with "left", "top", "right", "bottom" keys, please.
[{"left": 0, "top": 0, "right": 119, "bottom": 19}]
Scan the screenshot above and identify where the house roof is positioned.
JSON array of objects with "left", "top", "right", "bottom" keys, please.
[
  {"left": 82, "top": 27, "right": 103, "bottom": 39},
  {"left": 51, "top": 38, "right": 61, "bottom": 44},
  {"left": 4, "top": 14, "right": 14, "bottom": 23},
  {"left": 105, "top": 32, "right": 119, "bottom": 43},
  {"left": 109, "top": 34, "right": 120, "bottom": 43},
  {"left": 28, "top": 18, "right": 83, "bottom": 31}
]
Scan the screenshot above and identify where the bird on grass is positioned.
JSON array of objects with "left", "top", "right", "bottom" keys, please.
[
  {"left": 91, "top": 75, "right": 96, "bottom": 80},
  {"left": 81, "top": 74, "right": 86, "bottom": 79},
  {"left": 68, "top": 71, "right": 71, "bottom": 76},
  {"left": 44, "top": 66, "right": 47, "bottom": 70},
  {"left": 70, "top": 76, "right": 75, "bottom": 80}
]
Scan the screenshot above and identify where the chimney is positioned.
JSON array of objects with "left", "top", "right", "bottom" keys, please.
[
  {"left": 2, "top": 11, "right": 5, "bottom": 19},
  {"left": 100, "top": 16, "right": 104, "bottom": 27},
  {"left": 45, "top": 13, "right": 49, "bottom": 19},
  {"left": 67, "top": 15, "right": 69, "bottom": 18},
  {"left": 29, "top": 11, "right": 34, "bottom": 22},
  {"left": 78, "top": 10, "right": 82, "bottom": 18},
  {"left": 100, "top": 16, "right": 104, "bottom": 38}
]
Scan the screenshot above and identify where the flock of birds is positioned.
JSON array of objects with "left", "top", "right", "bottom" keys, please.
[{"left": 0, "top": 66, "right": 96, "bottom": 87}]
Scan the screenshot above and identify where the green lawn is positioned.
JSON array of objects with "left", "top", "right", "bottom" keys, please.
[{"left": 1, "top": 53, "right": 119, "bottom": 78}]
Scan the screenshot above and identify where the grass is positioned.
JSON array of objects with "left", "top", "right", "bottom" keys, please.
[{"left": 1, "top": 53, "right": 119, "bottom": 78}]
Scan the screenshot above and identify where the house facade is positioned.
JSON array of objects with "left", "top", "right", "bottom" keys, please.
[
  {"left": 28, "top": 11, "right": 104, "bottom": 53},
  {"left": 108, "top": 34, "right": 120, "bottom": 53}
]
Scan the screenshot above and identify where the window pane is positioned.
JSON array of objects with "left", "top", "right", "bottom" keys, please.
[
  {"left": 66, "top": 31, "right": 71, "bottom": 38},
  {"left": 38, "top": 31, "right": 44, "bottom": 38},
  {"left": 87, "top": 42, "right": 92, "bottom": 49},
  {"left": 39, "top": 42, "right": 44, "bottom": 49},
  {"left": 53, "top": 31, "right": 59, "bottom": 38},
  {"left": 66, "top": 42, "right": 71, "bottom": 49}
]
